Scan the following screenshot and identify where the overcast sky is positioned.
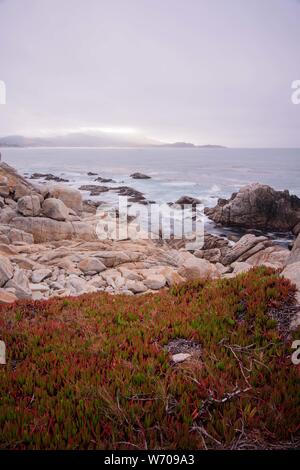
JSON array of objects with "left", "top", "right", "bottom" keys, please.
[{"left": 0, "top": 0, "right": 300, "bottom": 147}]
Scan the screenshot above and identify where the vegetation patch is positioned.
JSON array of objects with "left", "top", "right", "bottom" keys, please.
[{"left": 0, "top": 267, "right": 299, "bottom": 450}]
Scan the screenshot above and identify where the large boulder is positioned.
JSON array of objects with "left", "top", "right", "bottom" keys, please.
[
  {"left": 42, "top": 198, "right": 69, "bottom": 221},
  {"left": 287, "top": 234, "right": 300, "bottom": 265},
  {"left": 281, "top": 262, "right": 300, "bottom": 304},
  {"left": 177, "top": 252, "right": 220, "bottom": 280},
  {"left": 78, "top": 257, "right": 106, "bottom": 274},
  {"left": 0, "top": 255, "right": 14, "bottom": 287},
  {"left": 221, "top": 234, "right": 270, "bottom": 265},
  {"left": 144, "top": 274, "right": 166, "bottom": 290},
  {"left": 31, "top": 268, "right": 52, "bottom": 283},
  {"left": 246, "top": 245, "right": 290, "bottom": 269},
  {"left": 46, "top": 185, "right": 83, "bottom": 214},
  {"left": 17, "top": 195, "right": 41, "bottom": 217},
  {"left": 5, "top": 269, "right": 32, "bottom": 299},
  {"left": 0, "top": 162, "right": 36, "bottom": 197},
  {"left": 205, "top": 183, "right": 300, "bottom": 233},
  {"left": 126, "top": 279, "right": 147, "bottom": 293},
  {"left": 11, "top": 217, "right": 96, "bottom": 243},
  {"left": 65, "top": 275, "right": 90, "bottom": 295}
]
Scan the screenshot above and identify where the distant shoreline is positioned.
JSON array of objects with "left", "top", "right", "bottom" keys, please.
[{"left": 0, "top": 144, "right": 227, "bottom": 149}]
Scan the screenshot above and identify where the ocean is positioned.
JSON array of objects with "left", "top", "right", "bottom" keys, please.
[{"left": 2, "top": 146, "right": 300, "bottom": 244}]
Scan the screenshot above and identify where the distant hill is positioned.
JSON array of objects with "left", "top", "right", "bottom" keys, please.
[
  {"left": 159, "top": 142, "right": 226, "bottom": 149},
  {"left": 0, "top": 133, "right": 226, "bottom": 149},
  {"left": 0, "top": 132, "right": 159, "bottom": 148}
]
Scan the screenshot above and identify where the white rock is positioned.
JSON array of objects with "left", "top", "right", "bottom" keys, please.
[
  {"left": 144, "top": 274, "right": 166, "bottom": 290},
  {"left": 29, "top": 283, "right": 50, "bottom": 293},
  {"left": 50, "top": 281, "right": 65, "bottom": 290},
  {"left": 78, "top": 257, "right": 106, "bottom": 274},
  {"left": 32, "top": 291, "right": 46, "bottom": 301},
  {"left": 31, "top": 268, "right": 52, "bottom": 283},
  {"left": 66, "top": 275, "right": 89, "bottom": 294},
  {"left": 126, "top": 280, "right": 147, "bottom": 294},
  {"left": 171, "top": 353, "right": 191, "bottom": 364},
  {"left": 0, "top": 288, "right": 17, "bottom": 304},
  {"left": 114, "top": 276, "right": 126, "bottom": 289},
  {"left": 87, "top": 276, "right": 107, "bottom": 288},
  {"left": 118, "top": 267, "right": 143, "bottom": 281}
]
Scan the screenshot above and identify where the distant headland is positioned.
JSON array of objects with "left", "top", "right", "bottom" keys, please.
[{"left": 0, "top": 133, "right": 226, "bottom": 149}]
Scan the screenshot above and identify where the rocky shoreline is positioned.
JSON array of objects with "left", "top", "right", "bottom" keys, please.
[{"left": 0, "top": 161, "right": 299, "bottom": 328}]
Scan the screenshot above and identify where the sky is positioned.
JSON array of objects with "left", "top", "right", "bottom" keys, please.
[{"left": 0, "top": 0, "right": 300, "bottom": 147}]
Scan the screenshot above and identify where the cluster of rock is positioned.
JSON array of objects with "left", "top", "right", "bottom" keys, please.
[
  {"left": 0, "top": 162, "right": 96, "bottom": 244},
  {"left": 0, "top": 238, "right": 186, "bottom": 302},
  {"left": 30, "top": 173, "right": 69, "bottom": 183},
  {"left": 205, "top": 183, "right": 300, "bottom": 235},
  {"left": 0, "top": 163, "right": 299, "bottom": 327},
  {"left": 1, "top": 226, "right": 298, "bottom": 307},
  {"left": 79, "top": 183, "right": 150, "bottom": 204},
  {"left": 203, "top": 182, "right": 300, "bottom": 312}
]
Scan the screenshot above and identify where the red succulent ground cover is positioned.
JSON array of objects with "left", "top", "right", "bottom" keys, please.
[{"left": 0, "top": 267, "right": 299, "bottom": 449}]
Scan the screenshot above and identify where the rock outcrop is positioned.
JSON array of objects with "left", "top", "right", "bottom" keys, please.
[
  {"left": 11, "top": 217, "right": 96, "bottom": 243},
  {"left": 0, "top": 162, "right": 35, "bottom": 196},
  {"left": 221, "top": 234, "right": 271, "bottom": 265},
  {"left": 175, "top": 196, "right": 201, "bottom": 207},
  {"left": 130, "top": 172, "right": 151, "bottom": 179},
  {"left": 205, "top": 183, "right": 300, "bottom": 233}
]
